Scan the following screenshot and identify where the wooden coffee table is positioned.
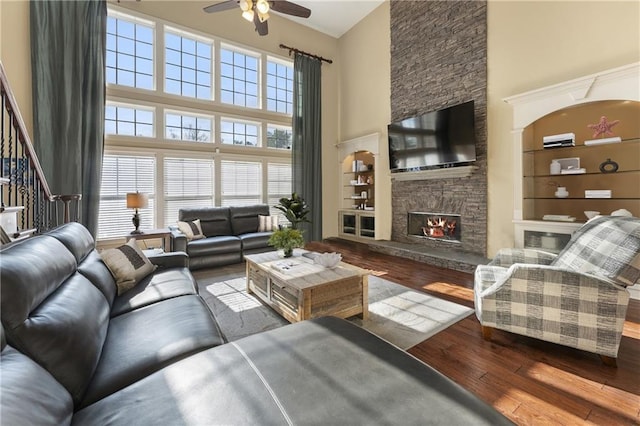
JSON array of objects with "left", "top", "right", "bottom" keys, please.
[{"left": 244, "top": 251, "right": 369, "bottom": 323}]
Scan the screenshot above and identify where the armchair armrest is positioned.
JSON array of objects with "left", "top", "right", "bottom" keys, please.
[
  {"left": 170, "top": 229, "right": 187, "bottom": 253},
  {"left": 488, "top": 248, "right": 557, "bottom": 268},
  {"left": 149, "top": 251, "right": 189, "bottom": 269}
]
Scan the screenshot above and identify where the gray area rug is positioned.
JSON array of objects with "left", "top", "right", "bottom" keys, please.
[{"left": 194, "top": 264, "right": 473, "bottom": 350}]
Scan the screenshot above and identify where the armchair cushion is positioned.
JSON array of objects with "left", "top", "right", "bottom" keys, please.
[{"left": 551, "top": 216, "right": 640, "bottom": 286}]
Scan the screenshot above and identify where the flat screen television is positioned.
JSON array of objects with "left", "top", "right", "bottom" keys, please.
[{"left": 388, "top": 100, "right": 477, "bottom": 173}]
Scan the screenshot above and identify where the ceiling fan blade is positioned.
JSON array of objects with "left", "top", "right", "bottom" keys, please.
[
  {"left": 253, "top": 12, "right": 269, "bottom": 36},
  {"left": 203, "top": 0, "right": 239, "bottom": 14},
  {"left": 269, "top": 1, "right": 311, "bottom": 18}
]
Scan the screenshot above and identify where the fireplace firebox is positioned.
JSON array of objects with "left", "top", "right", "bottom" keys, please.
[{"left": 407, "top": 212, "right": 462, "bottom": 243}]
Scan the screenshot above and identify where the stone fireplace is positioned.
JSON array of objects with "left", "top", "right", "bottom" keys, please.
[{"left": 408, "top": 212, "right": 461, "bottom": 243}]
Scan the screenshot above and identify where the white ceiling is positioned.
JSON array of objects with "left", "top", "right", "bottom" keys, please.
[{"left": 275, "top": 0, "right": 385, "bottom": 38}]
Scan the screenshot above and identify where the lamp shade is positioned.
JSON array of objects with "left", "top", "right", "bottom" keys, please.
[{"left": 126, "top": 192, "right": 149, "bottom": 209}]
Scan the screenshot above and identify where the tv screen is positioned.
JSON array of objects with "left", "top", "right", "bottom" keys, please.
[{"left": 388, "top": 100, "right": 476, "bottom": 172}]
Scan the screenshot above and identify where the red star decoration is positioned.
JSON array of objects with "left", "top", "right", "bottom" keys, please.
[{"left": 587, "top": 116, "right": 620, "bottom": 139}]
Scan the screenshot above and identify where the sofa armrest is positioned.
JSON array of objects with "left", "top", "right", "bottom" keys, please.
[
  {"left": 149, "top": 251, "right": 189, "bottom": 269},
  {"left": 488, "top": 248, "right": 557, "bottom": 267},
  {"left": 170, "top": 229, "right": 187, "bottom": 253}
]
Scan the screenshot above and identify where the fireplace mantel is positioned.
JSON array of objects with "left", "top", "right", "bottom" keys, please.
[{"left": 390, "top": 165, "right": 478, "bottom": 181}]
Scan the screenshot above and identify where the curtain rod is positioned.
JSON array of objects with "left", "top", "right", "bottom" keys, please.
[{"left": 279, "top": 44, "right": 333, "bottom": 64}]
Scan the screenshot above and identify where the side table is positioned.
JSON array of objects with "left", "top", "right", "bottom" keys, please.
[{"left": 125, "top": 228, "right": 172, "bottom": 253}]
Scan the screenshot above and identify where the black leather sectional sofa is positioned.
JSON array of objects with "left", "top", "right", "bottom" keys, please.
[
  {"left": 171, "top": 204, "right": 274, "bottom": 270},
  {"left": 0, "top": 223, "right": 513, "bottom": 425}
]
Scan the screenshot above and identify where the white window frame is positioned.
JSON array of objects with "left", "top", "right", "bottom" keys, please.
[{"left": 101, "top": 5, "right": 294, "bottom": 242}]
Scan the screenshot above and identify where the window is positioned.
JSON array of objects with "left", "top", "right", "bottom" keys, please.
[
  {"left": 220, "top": 47, "right": 259, "bottom": 108},
  {"left": 106, "top": 15, "right": 154, "bottom": 89},
  {"left": 98, "top": 154, "right": 155, "bottom": 239},
  {"left": 165, "top": 112, "right": 212, "bottom": 142},
  {"left": 220, "top": 160, "right": 261, "bottom": 206},
  {"left": 105, "top": 104, "right": 154, "bottom": 137},
  {"left": 220, "top": 119, "right": 259, "bottom": 146},
  {"left": 267, "top": 162, "right": 292, "bottom": 220},
  {"left": 164, "top": 158, "right": 214, "bottom": 226},
  {"left": 266, "top": 125, "right": 292, "bottom": 150},
  {"left": 266, "top": 60, "right": 293, "bottom": 114},
  {"left": 165, "top": 30, "right": 212, "bottom": 100}
]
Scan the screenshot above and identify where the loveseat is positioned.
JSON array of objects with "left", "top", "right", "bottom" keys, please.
[
  {"left": 1, "top": 223, "right": 513, "bottom": 425},
  {"left": 171, "top": 204, "right": 275, "bottom": 270}
]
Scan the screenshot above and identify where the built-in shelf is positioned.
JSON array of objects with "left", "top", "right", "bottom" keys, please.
[{"left": 389, "top": 165, "right": 478, "bottom": 181}]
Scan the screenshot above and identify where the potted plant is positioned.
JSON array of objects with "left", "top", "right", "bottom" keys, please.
[
  {"left": 268, "top": 227, "right": 304, "bottom": 258},
  {"left": 274, "top": 192, "right": 310, "bottom": 230}
]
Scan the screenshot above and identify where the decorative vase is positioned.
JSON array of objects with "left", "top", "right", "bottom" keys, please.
[
  {"left": 550, "top": 160, "right": 561, "bottom": 175},
  {"left": 283, "top": 248, "right": 293, "bottom": 258}
]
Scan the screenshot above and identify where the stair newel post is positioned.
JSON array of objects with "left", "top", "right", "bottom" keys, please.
[{"left": 7, "top": 108, "right": 13, "bottom": 207}]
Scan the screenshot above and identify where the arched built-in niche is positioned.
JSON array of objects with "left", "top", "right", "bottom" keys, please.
[
  {"left": 505, "top": 63, "right": 640, "bottom": 300},
  {"left": 336, "top": 133, "right": 391, "bottom": 241}
]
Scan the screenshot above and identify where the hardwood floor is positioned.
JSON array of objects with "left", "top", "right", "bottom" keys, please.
[{"left": 306, "top": 238, "right": 640, "bottom": 426}]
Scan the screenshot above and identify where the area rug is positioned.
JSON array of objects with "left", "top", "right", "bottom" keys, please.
[{"left": 195, "top": 267, "right": 473, "bottom": 350}]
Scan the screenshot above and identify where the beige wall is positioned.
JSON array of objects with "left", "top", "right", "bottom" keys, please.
[
  {"left": 487, "top": 0, "right": 640, "bottom": 256},
  {"left": 335, "top": 2, "right": 391, "bottom": 239},
  {"left": 0, "top": 0, "right": 33, "bottom": 136}
]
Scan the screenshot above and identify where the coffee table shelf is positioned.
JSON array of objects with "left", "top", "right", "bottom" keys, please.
[{"left": 244, "top": 251, "right": 369, "bottom": 323}]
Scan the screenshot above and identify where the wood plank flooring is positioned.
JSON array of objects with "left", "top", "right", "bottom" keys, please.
[{"left": 305, "top": 238, "right": 640, "bottom": 426}]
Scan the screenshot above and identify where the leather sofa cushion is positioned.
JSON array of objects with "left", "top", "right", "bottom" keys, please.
[
  {"left": 110, "top": 267, "right": 198, "bottom": 317},
  {"left": 187, "top": 235, "right": 241, "bottom": 257},
  {"left": 47, "top": 222, "right": 95, "bottom": 265},
  {"left": 239, "top": 232, "right": 272, "bottom": 251},
  {"left": 230, "top": 204, "right": 269, "bottom": 235},
  {"left": 73, "top": 317, "right": 512, "bottom": 425},
  {"left": 1, "top": 344, "right": 74, "bottom": 425},
  {"left": 180, "top": 207, "right": 231, "bottom": 237},
  {"left": 72, "top": 343, "right": 291, "bottom": 426},
  {"left": 79, "top": 295, "right": 224, "bottom": 408},
  {"left": 188, "top": 252, "right": 242, "bottom": 270},
  {"left": 0, "top": 236, "right": 110, "bottom": 405},
  {"left": 77, "top": 251, "right": 117, "bottom": 306}
]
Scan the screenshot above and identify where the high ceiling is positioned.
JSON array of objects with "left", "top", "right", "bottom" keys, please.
[{"left": 280, "top": 0, "right": 384, "bottom": 38}]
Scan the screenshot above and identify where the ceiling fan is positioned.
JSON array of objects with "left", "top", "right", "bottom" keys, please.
[{"left": 203, "top": 0, "right": 311, "bottom": 36}]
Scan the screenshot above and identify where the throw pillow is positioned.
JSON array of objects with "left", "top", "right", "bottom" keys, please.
[
  {"left": 100, "top": 239, "right": 157, "bottom": 295},
  {"left": 177, "top": 219, "right": 205, "bottom": 241},
  {"left": 258, "top": 215, "right": 279, "bottom": 232}
]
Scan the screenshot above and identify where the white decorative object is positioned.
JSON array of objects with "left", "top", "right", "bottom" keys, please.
[
  {"left": 550, "top": 160, "right": 561, "bottom": 175},
  {"left": 314, "top": 252, "right": 342, "bottom": 268},
  {"left": 560, "top": 168, "right": 586, "bottom": 174},
  {"left": 611, "top": 208, "right": 633, "bottom": 217},
  {"left": 584, "top": 136, "right": 622, "bottom": 146},
  {"left": 584, "top": 210, "right": 600, "bottom": 219},
  {"left": 585, "top": 189, "right": 612, "bottom": 198},
  {"left": 542, "top": 214, "right": 576, "bottom": 222},
  {"left": 554, "top": 187, "right": 569, "bottom": 198}
]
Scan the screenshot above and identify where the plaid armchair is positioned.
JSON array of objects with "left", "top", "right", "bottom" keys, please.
[{"left": 474, "top": 216, "right": 640, "bottom": 365}]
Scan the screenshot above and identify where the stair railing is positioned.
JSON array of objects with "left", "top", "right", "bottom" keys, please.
[{"left": 0, "top": 61, "right": 81, "bottom": 239}]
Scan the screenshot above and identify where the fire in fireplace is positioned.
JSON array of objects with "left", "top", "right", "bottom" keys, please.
[
  {"left": 422, "top": 216, "right": 457, "bottom": 238},
  {"left": 407, "top": 212, "right": 462, "bottom": 243}
]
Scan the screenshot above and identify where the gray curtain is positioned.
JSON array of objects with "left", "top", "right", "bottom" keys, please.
[
  {"left": 31, "top": 0, "right": 107, "bottom": 236},
  {"left": 292, "top": 53, "right": 322, "bottom": 242}
]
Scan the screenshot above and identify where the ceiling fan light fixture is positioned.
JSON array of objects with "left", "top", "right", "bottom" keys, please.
[
  {"left": 256, "top": 0, "right": 270, "bottom": 14},
  {"left": 257, "top": 11, "right": 269, "bottom": 22},
  {"left": 242, "top": 9, "right": 254, "bottom": 21},
  {"left": 239, "top": 0, "right": 251, "bottom": 12}
]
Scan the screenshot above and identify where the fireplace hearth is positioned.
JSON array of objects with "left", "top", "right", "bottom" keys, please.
[{"left": 407, "top": 212, "right": 462, "bottom": 243}]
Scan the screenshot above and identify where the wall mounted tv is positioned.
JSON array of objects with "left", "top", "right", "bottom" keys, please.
[{"left": 388, "top": 100, "right": 477, "bottom": 173}]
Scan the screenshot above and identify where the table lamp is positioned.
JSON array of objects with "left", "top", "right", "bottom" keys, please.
[{"left": 126, "top": 192, "right": 148, "bottom": 234}]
